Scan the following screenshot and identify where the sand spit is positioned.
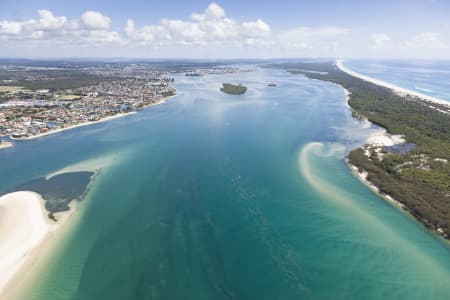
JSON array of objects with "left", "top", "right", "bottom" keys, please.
[{"left": 0, "top": 192, "right": 58, "bottom": 296}]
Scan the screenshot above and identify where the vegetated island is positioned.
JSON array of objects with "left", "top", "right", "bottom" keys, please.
[
  {"left": 220, "top": 83, "right": 247, "bottom": 95},
  {"left": 265, "top": 61, "right": 450, "bottom": 240}
]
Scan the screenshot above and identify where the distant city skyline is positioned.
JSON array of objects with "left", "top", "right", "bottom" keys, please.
[{"left": 0, "top": 0, "right": 448, "bottom": 58}]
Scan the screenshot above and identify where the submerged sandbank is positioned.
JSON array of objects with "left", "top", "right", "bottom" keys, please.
[{"left": 0, "top": 151, "right": 121, "bottom": 299}]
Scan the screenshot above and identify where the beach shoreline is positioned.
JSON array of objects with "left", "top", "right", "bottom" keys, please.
[
  {"left": 337, "top": 67, "right": 449, "bottom": 240},
  {"left": 345, "top": 125, "right": 450, "bottom": 240},
  {"left": 334, "top": 61, "right": 449, "bottom": 239},
  {"left": 0, "top": 191, "right": 75, "bottom": 299},
  {"left": 336, "top": 59, "right": 450, "bottom": 109},
  {"left": 0, "top": 141, "right": 13, "bottom": 149},
  {"left": 348, "top": 159, "right": 448, "bottom": 240},
  {"left": 0, "top": 153, "right": 117, "bottom": 299}
]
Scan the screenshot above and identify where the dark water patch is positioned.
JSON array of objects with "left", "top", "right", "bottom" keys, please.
[{"left": 13, "top": 171, "right": 94, "bottom": 215}]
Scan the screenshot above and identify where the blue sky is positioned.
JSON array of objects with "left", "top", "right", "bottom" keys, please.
[{"left": 0, "top": 0, "right": 449, "bottom": 58}]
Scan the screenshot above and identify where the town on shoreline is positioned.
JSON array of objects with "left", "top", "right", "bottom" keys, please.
[
  {"left": 0, "top": 62, "right": 255, "bottom": 146},
  {"left": 0, "top": 66, "right": 175, "bottom": 143}
]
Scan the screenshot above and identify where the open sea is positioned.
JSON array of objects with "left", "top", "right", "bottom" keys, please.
[
  {"left": 1, "top": 66, "right": 450, "bottom": 299},
  {"left": 344, "top": 59, "right": 450, "bottom": 103}
]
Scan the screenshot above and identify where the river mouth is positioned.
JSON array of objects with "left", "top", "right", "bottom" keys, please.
[{"left": 1, "top": 66, "right": 450, "bottom": 299}]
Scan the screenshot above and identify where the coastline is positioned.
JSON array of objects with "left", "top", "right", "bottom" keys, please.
[
  {"left": 0, "top": 95, "right": 172, "bottom": 298},
  {"left": 343, "top": 84, "right": 408, "bottom": 208},
  {"left": 0, "top": 191, "right": 75, "bottom": 298},
  {"left": 336, "top": 59, "right": 450, "bottom": 110},
  {"left": 348, "top": 163, "right": 405, "bottom": 208},
  {"left": 348, "top": 159, "right": 449, "bottom": 239},
  {"left": 0, "top": 141, "right": 13, "bottom": 149},
  {"left": 8, "top": 94, "right": 176, "bottom": 143},
  {"left": 337, "top": 63, "right": 449, "bottom": 240},
  {"left": 0, "top": 154, "right": 116, "bottom": 299}
]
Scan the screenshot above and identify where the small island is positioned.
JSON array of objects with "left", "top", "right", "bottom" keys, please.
[
  {"left": 220, "top": 83, "right": 247, "bottom": 95},
  {"left": 268, "top": 83, "right": 277, "bottom": 87}
]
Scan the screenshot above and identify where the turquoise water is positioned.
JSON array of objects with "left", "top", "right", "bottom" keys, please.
[
  {"left": 344, "top": 59, "right": 450, "bottom": 103},
  {"left": 1, "top": 67, "right": 450, "bottom": 299}
]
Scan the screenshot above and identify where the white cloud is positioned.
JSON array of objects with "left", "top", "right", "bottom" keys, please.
[
  {"left": 84, "top": 30, "right": 121, "bottom": 43},
  {"left": 33, "top": 10, "right": 67, "bottom": 31},
  {"left": 125, "top": 3, "right": 270, "bottom": 46},
  {"left": 205, "top": 2, "right": 226, "bottom": 19},
  {"left": 370, "top": 33, "right": 391, "bottom": 48},
  {"left": 242, "top": 19, "right": 270, "bottom": 38},
  {"left": 405, "top": 32, "right": 443, "bottom": 48},
  {"left": 0, "top": 3, "right": 269, "bottom": 48},
  {"left": 0, "top": 3, "right": 448, "bottom": 58},
  {"left": 0, "top": 21, "right": 22, "bottom": 35},
  {"left": 277, "top": 26, "right": 349, "bottom": 50},
  {"left": 81, "top": 11, "right": 111, "bottom": 30},
  {"left": 125, "top": 19, "right": 135, "bottom": 36},
  {"left": 0, "top": 9, "right": 68, "bottom": 36}
]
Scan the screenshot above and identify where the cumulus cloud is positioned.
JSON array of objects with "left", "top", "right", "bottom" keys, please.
[
  {"left": 0, "top": 3, "right": 271, "bottom": 49},
  {"left": 405, "top": 32, "right": 444, "bottom": 48},
  {"left": 125, "top": 19, "right": 135, "bottom": 37},
  {"left": 81, "top": 11, "right": 111, "bottom": 30},
  {"left": 1, "top": 2, "right": 446, "bottom": 58},
  {"left": 0, "top": 9, "right": 120, "bottom": 44},
  {"left": 370, "top": 33, "right": 391, "bottom": 48},
  {"left": 0, "top": 21, "right": 22, "bottom": 35},
  {"left": 125, "top": 3, "right": 270, "bottom": 46},
  {"left": 277, "top": 26, "right": 349, "bottom": 50},
  {"left": 0, "top": 9, "right": 68, "bottom": 37}
]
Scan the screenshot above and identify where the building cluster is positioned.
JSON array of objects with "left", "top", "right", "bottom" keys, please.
[
  {"left": 185, "top": 67, "right": 254, "bottom": 76},
  {"left": 0, "top": 75, "right": 175, "bottom": 139}
]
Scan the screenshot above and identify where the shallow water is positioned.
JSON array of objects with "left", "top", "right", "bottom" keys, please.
[
  {"left": 13, "top": 171, "right": 93, "bottom": 213},
  {"left": 1, "top": 67, "right": 449, "bottom": 299}
]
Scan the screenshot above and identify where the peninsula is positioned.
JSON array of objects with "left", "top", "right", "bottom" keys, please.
[
  {"left": 220, "top": 83, "right": 247, "bottom": 95},
  {"left": 266, "top": 61, "right": 450, "bottom": 239}
]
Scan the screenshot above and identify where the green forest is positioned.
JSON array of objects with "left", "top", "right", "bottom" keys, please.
[{"left": 267, "top": 62, "right": 450, "bottom": 238}]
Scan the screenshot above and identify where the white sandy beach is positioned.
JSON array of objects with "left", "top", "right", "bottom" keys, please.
[
  {"left": 0, "top": 142, "right": 13, "bottom": 149},
  {"left": 12, "top": 111, "right": 137, "bottom": 141},
  {"left": 349, "top": 164, "right": 405, "bottom": 209},
  {"left": 0, "top": 152, "right": 115, "bottom": 298},
  {"left": 365, "top": 130, "right": 404, "bottom": 147},
  {"left": 336, "top": 59, "right": 450, "bottom": 109},
  {"left": 0, "top": 192, "right": 56, "bottom": 296}
]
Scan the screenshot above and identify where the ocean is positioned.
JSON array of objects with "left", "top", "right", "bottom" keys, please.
[
  {"left": 344, "top": 59, "right": 450, "bottom": 103},
  {"left": 1, "top": 66, "right": 450, "bottom": 299}
]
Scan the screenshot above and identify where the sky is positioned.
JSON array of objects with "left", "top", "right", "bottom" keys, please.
[{"left": 0, "top": 0, "right": 449, "bottom": 59}]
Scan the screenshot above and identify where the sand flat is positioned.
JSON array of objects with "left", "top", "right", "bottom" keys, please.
[{"left": 0, "top": 191, "right": 52, "bottom": 296}]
